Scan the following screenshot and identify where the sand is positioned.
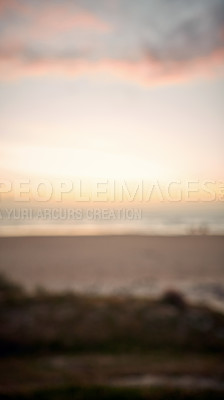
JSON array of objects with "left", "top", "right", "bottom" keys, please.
[{"left": 0, "top": 235, "right": 224, "bottom": 296}]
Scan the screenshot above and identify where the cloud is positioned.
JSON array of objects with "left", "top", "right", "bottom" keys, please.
[
  {"left": 143, "top": 1, "right": 224, "bottom": 64},
  {"left": 0, "top": 0, "right": 12, "bottom": 13},
  {"left": 33, "top": 8, "right": 110, "bottom": 34},
  {"left": 0, "top": 46, "right": 223, "bottom": 86},
  {"left": 0, "top": 0, "right": 29, "bottom": 16},
  {"left": 0, "top": 0, "right": 224, "bottom": 86},
  {"left": 0, "top": 1, "right": 111, "bottom": 34}
]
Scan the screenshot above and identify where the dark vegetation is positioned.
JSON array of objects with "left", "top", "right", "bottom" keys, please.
[
  {"left": 0, "top": 274, "right": 224, "bottom": 356},
  {"left": 1, "top": 385, "right": 224, "bottom": 400},
  {"left": 0, "top": 273, "right": 224, "bottom": 399}
]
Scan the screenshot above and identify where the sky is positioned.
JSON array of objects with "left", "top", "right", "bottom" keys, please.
[{"left": 0, "top": 0, "right": 224, "bottom": 193}]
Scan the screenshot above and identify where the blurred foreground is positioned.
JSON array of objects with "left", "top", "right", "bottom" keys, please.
[{"left": 0, "top": 274, "right": 224, "bottom": 399}]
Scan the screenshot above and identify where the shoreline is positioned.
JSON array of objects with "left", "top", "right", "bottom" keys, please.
[{"left": 0, "top": 229, "right": 224, "bottom": 238}]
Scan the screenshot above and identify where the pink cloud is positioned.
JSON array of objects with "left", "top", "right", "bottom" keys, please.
[
  {"left": 0, "top": 1, "right": 111, "bottom": 35},
  {"left": 0, "top": 47, "right": 224, "bottom": 86},
  {"left": 0, "top": 0, "right": 29, "bottom": 15},
  {"left": 0, "top": 0, "right": 15, "bottom": 14},
  {"left": 34, "top": 7, "right": 111, "bottom": 34}
]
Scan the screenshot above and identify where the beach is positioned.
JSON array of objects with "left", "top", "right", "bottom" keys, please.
[{"left": 0, "top": 235, "right": 224, "bottom": 307}]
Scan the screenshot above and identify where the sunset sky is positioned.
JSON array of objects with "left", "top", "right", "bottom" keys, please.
[{"left": 0, "top": 0, "right": 224, "bottom": 186}]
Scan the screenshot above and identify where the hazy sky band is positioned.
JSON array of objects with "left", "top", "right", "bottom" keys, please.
[{"left": 0, "top": 0, "right": 224, "bottom": 187}]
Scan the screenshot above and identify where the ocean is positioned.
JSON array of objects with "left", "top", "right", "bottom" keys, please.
[{"left": 0, "top": 203, "right": 224, "bottom": 236}]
